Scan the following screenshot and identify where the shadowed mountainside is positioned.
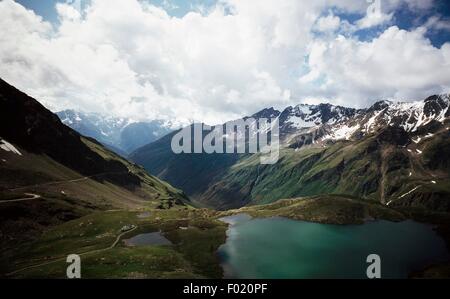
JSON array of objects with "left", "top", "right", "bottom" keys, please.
[{"left": 0, "top": 78, "right": 188, "bottom": 247}]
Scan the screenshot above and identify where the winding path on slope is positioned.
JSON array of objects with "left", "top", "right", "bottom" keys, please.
[
  {"left": 0, "top": 193, "right": 41, "bottom": 204},
  {"left": 6, "top": 226, "right": 138, "bottom": 277},
  {"left": 5, "top": 171, "right": 129, "bottom": 192},
  {"left": 0, "top": 172, "right": 128, "bottom": 204}
]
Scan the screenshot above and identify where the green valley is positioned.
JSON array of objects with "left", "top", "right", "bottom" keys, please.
[{"left": 1, "top": 78, "right": 449, "bottom": 279}]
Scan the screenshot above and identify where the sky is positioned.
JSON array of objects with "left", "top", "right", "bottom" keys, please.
[{"left": 1, "top": 0, "right": 450, "bottom": 126}]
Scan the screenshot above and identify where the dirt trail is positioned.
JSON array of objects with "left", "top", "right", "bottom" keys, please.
[
  {"left": 0, "top": 193, "right": 41, "bottom": 204},
  {"left": 6, "top": 171, "right": 128, "bottom": 192},
  {"left": 6, "top": 226, "right": 138, "bottom": 277}
]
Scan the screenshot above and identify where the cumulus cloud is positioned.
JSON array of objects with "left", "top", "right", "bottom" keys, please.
[
  {"left": 0, "top": 0, "right": 449, "bottom": 125},
  {"left": 300, "top": 26, "right": 450, "bottom": 106}
]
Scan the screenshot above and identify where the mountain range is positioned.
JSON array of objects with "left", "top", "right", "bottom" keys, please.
[
  {"left": 56, "top": 110, "right": 173, "bottom": 155},
  {"left": 130, "top": 95, "right": 450, "bottom": 210}
]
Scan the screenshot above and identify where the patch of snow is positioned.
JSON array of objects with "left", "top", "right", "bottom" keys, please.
[
  {"left": 412, "top": 137, "right": 421, "bottom": 144},
  {"left": 409, "top": 172, "right": 412, "bottom": 177},
  {"left": 295, "top": 104, "right": 313, "bottom": 115},
  {"left": 431, "top": 181, "right": 437, "bottom": 184},
  {"left": 288, "top": 115, "right": 316, "bottom": 129},
  {"left": 364, "top": 110, "right": 383, "bottom": 133},
  {"left": 327, "top": 118, "right": 337, "bottom": 125},
  {"left": 0, "top": 139, "right": 22, "bottom": 156},
  {"left": 399, "top": 186, "right": 422, "bottom": 199},
  {"left": 407, "top": 149, "right": 412, "bottom": 153},
  {"left": 416, "top": 149, "right": 423, "bottom": 154},
  {"left": 324, "top": 124, "right": 360, "bottom": 141},
  {"left": 385, "top": 100, "right": 444, "bottom": 132},
  {"left": 61, "top": 118, "right": 73, "bottom": 125}
]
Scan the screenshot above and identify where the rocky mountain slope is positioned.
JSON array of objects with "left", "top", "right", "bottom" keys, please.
[{"left": 131, "top": 95, "right": 450, "bottom": 210}]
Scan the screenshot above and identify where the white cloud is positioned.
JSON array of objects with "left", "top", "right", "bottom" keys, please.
[
  {"left": 0, "top": 0, "right": 448, "bottom": 126},
  {"left": 300, "top": 26, "right": 450, "bottom": 107},
  {"left": 424, "top": 16, "right": 450, "bottom": 31},
  {"left": 316, "top": 13, "right": 341, "bottom": 32},
  {"left": 356, "top": 10, "right": 393, "bottom": 30}
]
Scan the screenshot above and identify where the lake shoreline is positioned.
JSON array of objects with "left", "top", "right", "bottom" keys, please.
[
  {"left": 217, "top": 214, "right": 450, "bottom": 279},
  {"left": 217, "top": 201, "right": 450, "bottom": 279}
]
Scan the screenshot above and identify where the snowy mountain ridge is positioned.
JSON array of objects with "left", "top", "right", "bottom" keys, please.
[
  {"left": 245, "top": 94, "right": 450, "bottom": 149},
  {"left": 319, "top": 94, "right": 450, "bottom": 142},
  {"left": 58, "top": 94, "right": 449, "bottom": 155},
  {"left": 57, "top": 110, "right": 173, "bottom": 155}
]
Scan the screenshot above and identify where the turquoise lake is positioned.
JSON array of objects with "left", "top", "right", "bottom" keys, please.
[{"left": 218, "top": 215, "right": 449, "bottom": 279}]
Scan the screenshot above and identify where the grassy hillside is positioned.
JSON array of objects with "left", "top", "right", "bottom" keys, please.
[
  {"left": 81, "top": 136, "right": 188, "bottom": 206},
  {"left": 0, "top": 78, "right": 188, "bottom": 250},
  {"left": 1, "top": 208, "right": 227, "bottom": 279},
  {"left": 0, "top": 135, "right": 188, "bottom": 247},
  {"left": 130, "top": 128, "right": 241, "bottom": 199},
  {"left": 219, "top": 195, "right": 405, "bottom": 225},
  {"left": 199, "top": 127, "right": 450, "bottom": 210}
]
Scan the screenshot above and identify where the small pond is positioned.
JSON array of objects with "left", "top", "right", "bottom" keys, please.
[{"left": 124, "top": 232, "right": 172, "bottom": 246}]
